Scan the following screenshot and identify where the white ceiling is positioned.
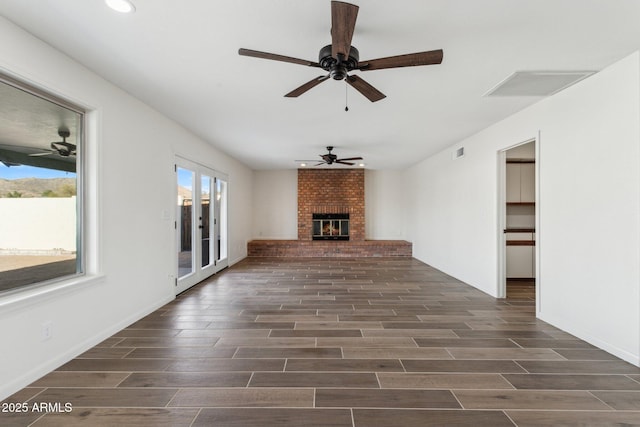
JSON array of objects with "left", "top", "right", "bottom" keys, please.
[{"left": 1, "top": 0, "right": 640, "bottom": 170}]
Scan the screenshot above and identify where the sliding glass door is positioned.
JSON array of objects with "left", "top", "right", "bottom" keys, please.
[{"left": 176, "top": 157, "right": 227, "bottom": 294}]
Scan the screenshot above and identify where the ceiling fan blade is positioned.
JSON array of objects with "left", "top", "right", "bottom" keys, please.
[
  {"left": 358, "top": 49, "right": 443, "bottom": 71},
  {"left": 285, "top": 75, "right": 331, "bottom": 97},
  {"left": 337, "top": 157, "right": 363, "bottom": 161},
  {"left": 331, "top": 1, "right": 359, "bottom": 60},
  {"left": 346, "top": 75, "right": 386, "bottom": 102},
  {"left": 314, "top": 162, "right": 327, "bottom": 166},
  {"left": 238, "top": 48, "right": 321, "bottom": 67},
  {"left": 335, "top": 160, "right": 355, "bottom": 166}
]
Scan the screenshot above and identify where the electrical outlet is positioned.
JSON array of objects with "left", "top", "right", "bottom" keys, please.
[{"left": 42, "top": 321, "right": 52, "bottom": 341}]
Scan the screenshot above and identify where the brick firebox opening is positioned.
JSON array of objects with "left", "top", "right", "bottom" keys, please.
[{"left": 298, "top": 168, "right": 364, "bottom": 241}]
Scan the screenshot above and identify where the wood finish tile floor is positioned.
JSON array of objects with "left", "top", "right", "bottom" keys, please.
[
  {"left": 3, "top": 257, "right": 640, "bottom": 426},
  {"left": 506, "top": 279, "right": 535, "bottom": 300}
]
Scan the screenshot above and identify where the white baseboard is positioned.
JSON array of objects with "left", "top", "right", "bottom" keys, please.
[
  {"left": 538, "top": 310, "right": 640, "bottom": 367},
  {"left": 0, "top": 294, "right": 174, "bottom": 400}
]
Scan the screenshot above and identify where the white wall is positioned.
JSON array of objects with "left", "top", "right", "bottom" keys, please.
[
  {"left": 404, "top": 52, "right": 640, "bottom": 365},
  {"left": 0, "top": 17, "right": 253, "bottom": 399},
  {"left": 251, "top": 169, "right": 407, "bottom": 240},
  {"left": 365, "top": 169, "right": 406, "bottom": 240},
  {"left": 405, "top": 142, "right": 499, "bottom": 291},
  {"left": 0, "top": 197, "right": 76, "bottom": 252},
  {"left": 252, "top": 169, "right": 297, "bottom": 239}
]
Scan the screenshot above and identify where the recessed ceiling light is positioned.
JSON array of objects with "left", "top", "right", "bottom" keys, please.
[
  {"left": 358, "top": 163, "right": 365, "bottom": 167},
  {"left": 300, "top": 163, "right": 307, "bottom": 167},
  {"left": 105, "top": 0, "right": 136, "bottom": 13}
]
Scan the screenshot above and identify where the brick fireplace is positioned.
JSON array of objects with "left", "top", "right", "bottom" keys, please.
[
  {"left": 247, "top": 168, "right": 411, "bottom": 257},
  {"left": 298, "top": 168, "right": 364, "bottom": 241}
]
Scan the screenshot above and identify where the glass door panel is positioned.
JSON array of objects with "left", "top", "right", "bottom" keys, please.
[
  {"left": 201, "top": 175, "right": 212, "bottom": 269},
  {"left": 177, "top": 167, "right": 194, "bottom": 279},
  {"left": 215, "top": 177, "right": 228, "bottom": 266},
  {"left": 176, "top": 158, "right": 227, "bottom": 294}
]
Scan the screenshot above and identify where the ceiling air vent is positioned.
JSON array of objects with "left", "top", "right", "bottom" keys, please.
[
  {"left": 484, "top": 71, "right": 595, "bottom": 97},
  {"left": 453, "top": 147, "right": 465, "bottom": 160}
]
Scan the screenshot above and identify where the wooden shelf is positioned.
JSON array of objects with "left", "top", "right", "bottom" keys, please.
[{"left": 506, "top": 240, "right": 535, "bottom": 246}]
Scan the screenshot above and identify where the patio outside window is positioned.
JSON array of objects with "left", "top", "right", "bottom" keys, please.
[{"left": 0, "top": 76, "right": 84, "bottom": 295}]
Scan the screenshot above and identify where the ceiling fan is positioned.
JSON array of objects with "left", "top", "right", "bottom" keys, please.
[
  {"left": 238, "top": 1, "right": 443, "bottom": 102},
  {"left": 29, "top": 129, "right": 76, "bottom": 158},
  {"left": 297, "top": 146, "right": 363, "bottom": 166}
]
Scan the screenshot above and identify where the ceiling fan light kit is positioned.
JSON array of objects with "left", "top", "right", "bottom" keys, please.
[{"left": 239, "top": 1, "right": 443, "bottom": 103}]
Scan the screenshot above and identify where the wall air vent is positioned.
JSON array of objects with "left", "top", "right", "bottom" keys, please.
[{"left": 484, "top": 71, "right": 595, "bottom": 97}]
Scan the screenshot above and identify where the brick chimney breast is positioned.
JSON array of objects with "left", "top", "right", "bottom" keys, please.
[{"left": 297, "top": 169, "right": 364, "bottom": 241}]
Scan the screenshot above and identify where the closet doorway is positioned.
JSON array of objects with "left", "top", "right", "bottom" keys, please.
[{"left": 499, "top": 140, "right": 537, "bottom": 300}]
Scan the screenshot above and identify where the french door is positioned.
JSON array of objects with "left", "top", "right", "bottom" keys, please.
[{"left": 175, "top": 157, "right": 228, "bottom": 294}]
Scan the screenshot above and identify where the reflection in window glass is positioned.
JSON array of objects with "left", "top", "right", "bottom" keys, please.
[
  {"left": 0, "top": 78, "right": 83, "bottom": 294},
  {"left": 177, "top": 167, "right": 194, "bottom": 278}
]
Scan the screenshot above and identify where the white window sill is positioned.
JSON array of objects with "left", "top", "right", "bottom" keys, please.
[{"left": 0, "top": 274, "right": 106, "bottom": 314}]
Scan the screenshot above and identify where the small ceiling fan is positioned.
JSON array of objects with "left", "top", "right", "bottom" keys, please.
[
  {"left": 29, "top": 129, "right": 76, "bottom": 158},
  {"left": 239, "top": 1, "right": 443, "bottom": 102},
  {"left": 296, "top": 146, "right": 363, "bottom": 166}
]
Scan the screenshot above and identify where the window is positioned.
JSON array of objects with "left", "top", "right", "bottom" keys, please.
[{"left": 0, "top": 76, "right": 84, "bottom": 295}]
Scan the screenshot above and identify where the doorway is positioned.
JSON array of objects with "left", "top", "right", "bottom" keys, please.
[
  {"left": 175, "top": 157, "right": 228, "bottom": 294},
  {"left": 499, "top": 140, "right": 537, "bottom": 300}
]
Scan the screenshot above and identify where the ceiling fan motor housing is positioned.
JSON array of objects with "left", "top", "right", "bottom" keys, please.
[{"left": 319, "top": 44, "right": 359, "bottom": 80}]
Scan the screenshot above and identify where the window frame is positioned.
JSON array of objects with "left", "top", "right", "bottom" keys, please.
[{"left": 0, "top": 73, "right": 86, "bottom": 296}]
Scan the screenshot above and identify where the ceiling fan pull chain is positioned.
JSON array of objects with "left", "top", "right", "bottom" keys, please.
[{"left": 345, "top": 80, "right": 349, "bottom": 112}]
